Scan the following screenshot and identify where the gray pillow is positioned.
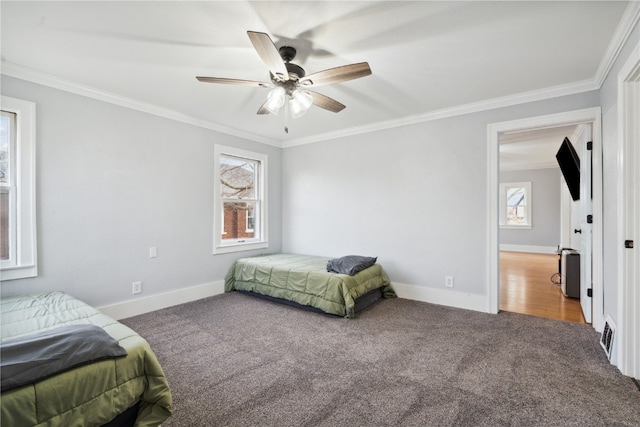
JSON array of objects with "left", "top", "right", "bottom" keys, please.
[
  {"left": 1, "top": 324, "right": 127, "bottom": 392},
  {"left": 327, "top": 255, "right": 377, "bottom": 276}
]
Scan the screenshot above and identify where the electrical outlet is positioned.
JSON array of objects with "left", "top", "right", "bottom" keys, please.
[
  {"left": 132, "top": 281, "right": 142, "bottom": 295},
  {"left": 445, "top": 276, "right": 454, "bottom": 288}
]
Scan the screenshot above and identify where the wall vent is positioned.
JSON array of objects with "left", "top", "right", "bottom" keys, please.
[{"left": 600, "top": 315, "right": 616, "bottom": 361}]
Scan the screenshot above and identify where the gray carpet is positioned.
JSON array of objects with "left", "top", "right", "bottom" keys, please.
[{"left": 121, "top": 293, "right": 640, "bottom": 426}]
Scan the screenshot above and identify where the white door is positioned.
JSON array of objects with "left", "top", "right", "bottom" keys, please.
[{"left": 579, "top": 125, "right": 592, "bottom": 323}]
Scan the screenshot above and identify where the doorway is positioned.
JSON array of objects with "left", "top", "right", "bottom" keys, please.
[
  {"left": 497, "top": 123, "right": 590, "bottom": 323},
  {"left": 487, "top": 108, "right": 603, "bottom": 330}
]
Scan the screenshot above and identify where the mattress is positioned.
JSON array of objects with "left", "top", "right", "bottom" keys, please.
[
  {"left": 224, "top": 253, "right": 396, "bottom": 318},
  {"left": 0, "top": 291, "right": 172, "bottom": 427}
]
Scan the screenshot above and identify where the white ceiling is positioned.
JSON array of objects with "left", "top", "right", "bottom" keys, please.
[
  {"left": 499, "top": 124, "right": 580, "bottom": 171},
  {"left": 0, "top": 1, "right": 633, "bottom": 146}
]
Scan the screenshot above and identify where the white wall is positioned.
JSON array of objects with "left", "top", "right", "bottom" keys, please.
[
  {"left": 499, "top": 168, "right": 561, "bottom": 249},
  {"left": 283, "top": 91, "right": 600, "bottom": 302},
  {"left": 0, "top": 76, "right": 282, "bottom": 308}
]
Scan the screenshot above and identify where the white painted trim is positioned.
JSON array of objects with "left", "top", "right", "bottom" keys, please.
[
  {"left": 499, "top": 245, "right": 557, "bottom": 254},
  {"left": 0, "top": 62, "right": 281, "bottom": 148},
  {"left": 4, "top": 61, "right": 599, "bottom": 150},
  {"left": 392, "top": 282, "right": 487, "bottom": 313},
  {"left": 616, "top": 39, "right": 640, "bottom": 378},
  {"left": 593, "top": 1, "right": 640, "bottom": 88},
  {"left": 283, "top": 79, "right": 597, "bottom": 148},
  {"left": 487, "top": 108, "right": 603, "bottom": 326},
  {"left": 0, "top": 96, "right": 38, "bottom": 281},
  {"left": 500, "top": 163, "right": 557, "bottom": 172},
  {"left": 212, "top": 145, "right": 269, "bottom": 254},
  {"left": 97, "top": 280, "right": 225, "bottom": 320}
]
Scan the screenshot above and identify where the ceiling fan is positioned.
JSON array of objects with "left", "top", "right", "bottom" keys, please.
[{"left": 196, "top": 31, "right": 372, "bottom": 133}]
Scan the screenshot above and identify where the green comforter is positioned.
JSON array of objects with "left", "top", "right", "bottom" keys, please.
[
  {"left": 225, "top": 253, "right": 396, "bottom": 318},
  {"left": 0, "top": 291, "right": 172, "bottom": 427}
]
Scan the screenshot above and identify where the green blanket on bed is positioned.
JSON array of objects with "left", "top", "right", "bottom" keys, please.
[
  {"left": 1, "top": 291, "right": 172, "bottom": 427},
  {"left": 225, "top": 253, "right": 396, "bottom": 318}
]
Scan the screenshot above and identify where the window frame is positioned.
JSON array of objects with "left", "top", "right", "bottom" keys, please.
[
  {"left": 1, "top": 96, "right": 37, "bottom": 280},
  {"left": 499, "top": 181, "right": 532, "bottom": 229},
  {"left": 213, "top": 145, "right": 268, "bottom": 254}
]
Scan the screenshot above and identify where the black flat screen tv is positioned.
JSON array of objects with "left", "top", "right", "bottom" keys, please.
[{"left": 556, "top": 137, "right": 580, "bottom": 201}]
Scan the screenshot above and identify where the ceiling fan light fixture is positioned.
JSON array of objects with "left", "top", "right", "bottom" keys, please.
[
  {"left": 289, "top": 89, "right": 313, "bottom": 118},
  {"left": 264, "top": 87, "right": 286, "bottom": 115}
]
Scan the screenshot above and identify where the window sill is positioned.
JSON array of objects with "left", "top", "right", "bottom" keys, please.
[
  {"left": 214, "top": 241, "right": 268, "bottom": 254},
  {"left": 1, "top": 264, "right": 38, "bottom": 281},
  {"left": 500, "top": 225, "right": 533, "bottom": 230}
]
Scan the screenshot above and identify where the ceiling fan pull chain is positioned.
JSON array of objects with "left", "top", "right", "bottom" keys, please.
[{"left": 284, "top": 99, "right": 289, "bottom": 133}]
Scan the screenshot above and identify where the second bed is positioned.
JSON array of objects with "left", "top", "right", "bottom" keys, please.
[{"left": 224, "top": 253, "right": 396, "bottom": 318}]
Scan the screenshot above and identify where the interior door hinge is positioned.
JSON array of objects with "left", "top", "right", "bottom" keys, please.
[
  {"left": 587, "top": 215, "right": 593, "bottom": 224},
  {"left": 587, "top": 288, "right": 593, "bottom": 298},
  {"left": 625, "top": 240, "right": 634, "bottom": 249},
  {"left": 586, "top": 141, "right": 593, "bottom": 150}
]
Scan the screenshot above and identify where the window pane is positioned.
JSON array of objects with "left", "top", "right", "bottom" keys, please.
[
  {"left": 0, "top": 112, "right": 15, "bottom": 262},
  {"left": 507, "top": 205, "right": 527, "bottom": 225},
  {"left": 506, "top": 187, "right": 525, "bottom": 206},
  {"left": 246, "top": 204, "right": 255, "bottom": 232},
  {"left": 220, "top": 155, "right": 256, "bottom": 200},
  {"left": 222, "top": 201, "right": 256, "bottom": 240},
  {"left": 0, "top": 191, "right": 8, "bottom": 260},
  {"left": 0, "top": 113, "right": 13, "bottom": 185}
]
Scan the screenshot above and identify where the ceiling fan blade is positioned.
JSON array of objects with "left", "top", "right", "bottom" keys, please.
[
  {"left": 196, "top": 76, "right": 271, "bottom": 88},
  {"left": 247, "top": 31, "right": 289, "bottom": 81},
  {"left": 307, "top": 91, "right": 346, "bottom": 113},
  {"left": 256, "top": 102, "right": 270, "bottom": 115},
  {"left": 299, "top": 62, "right": 371, "bottom": 87}
]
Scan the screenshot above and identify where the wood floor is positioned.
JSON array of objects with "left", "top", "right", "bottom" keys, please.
[{"left": 500, "top": 251, "right": 586, "bottom": 323}]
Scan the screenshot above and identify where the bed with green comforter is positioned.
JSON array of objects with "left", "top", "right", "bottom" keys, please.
[
  {"left": 0, "top": 291, "right": 172, "bottom": 427},
  {"left": 225, "top": 253, "right": 396, "bottom": 318}
]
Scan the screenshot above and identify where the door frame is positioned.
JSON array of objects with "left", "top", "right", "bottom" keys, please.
[
  {"left": 617, "top": 40, "right": 639, "bottom": 379},
  {"left": 487, "top": 107, "right": 604, "bottom": 331}
]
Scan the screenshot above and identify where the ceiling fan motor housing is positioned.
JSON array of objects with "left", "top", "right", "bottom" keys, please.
[{"left": 272, "top": 46, "right": 306, "bottom": 82}]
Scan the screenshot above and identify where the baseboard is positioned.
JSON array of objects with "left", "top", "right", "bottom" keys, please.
[
  {"left": 499, "top": 244, "right": 557, "bottom": 254},
  {"left": 392, "top": 282, "right": 487, "bottom": 313},
  {"left": 97, "top": 280, "right": 225, "bottom": 320},
  {"left": 99, "top": 280, "right": 486, "bottom": 320}
]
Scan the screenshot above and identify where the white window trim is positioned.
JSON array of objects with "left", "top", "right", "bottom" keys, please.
[
  {"left": 1, "top": 96, "right": 37, "bottom": 280},
  {"left": 213, "top": 144, "right": 268, "bottom": 254},
  {"left": 499, "top": 181, "right": 532, "bottom": 229}
]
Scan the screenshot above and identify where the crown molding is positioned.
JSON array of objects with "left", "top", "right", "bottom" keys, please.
[
  {"left": 593, "top": 1, "right": 640, "bottom": 89},
  {"left": 0, "top": 62, "right": 282, "bottom": 148},
  {"left": 282, "top": 78, "right": 597, "bottom": 148},
  {"left": 284, "top": 2, "right": 640, "bottom": 148},
  {"left": 500, "top": 162, "right": 558, "bottom": 173}
]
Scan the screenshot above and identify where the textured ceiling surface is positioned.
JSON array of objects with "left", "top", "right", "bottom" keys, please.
[{"left": 0, "top": 1, "right": 632, "bottom": 146}]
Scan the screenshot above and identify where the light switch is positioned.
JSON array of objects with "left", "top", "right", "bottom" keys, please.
[{"left": 149, "top": 247, "right": 158, "bottom": 258}]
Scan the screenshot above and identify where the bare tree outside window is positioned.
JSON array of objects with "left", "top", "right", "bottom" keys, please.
[
  {"left": 213, "top": 144, "right": 267, "bottom": 254},
  {"left": 220, "top": 155, "right": 258, "bottom": 241}
]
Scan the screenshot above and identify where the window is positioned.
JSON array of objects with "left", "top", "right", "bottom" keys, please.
[
  {"left": 213, "top": 145, "right": 267, "bottom": 254},
  {"left": 499, "top": 181, "right": 531, "bottom": 229},
  {"left": 1, "top": 96, "right": 37, "bottom": 280}
]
